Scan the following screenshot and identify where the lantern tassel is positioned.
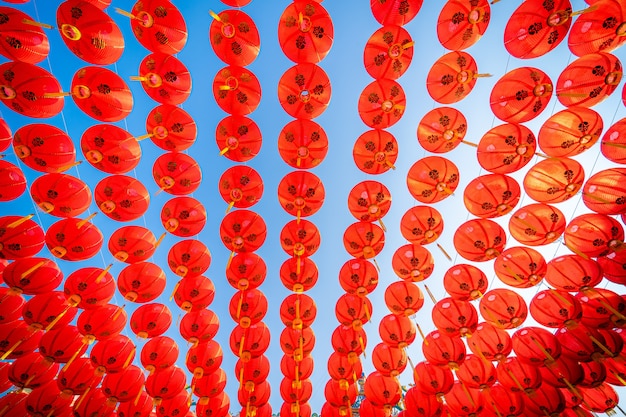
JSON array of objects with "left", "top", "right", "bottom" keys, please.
[
  {"left": 359, "top": 335, "right": 366, "bottom": 359},
  {"left": 43, "top": 91, "right": 71, "bottom": 98},
  {"left": 363, "top": 301, "right": 371, "bottom": 323},
  {"left": 227, "top": 250, "right": 235, "bottom": 269},
  {"left": 436, "top": 243, "right": 452, "bottom": 261},
  {"left": 56, "top": 160, "right": 82, "bottom": 172},
  {"left": 63, "top": 346, "right": 83, "bottom": 371},
  {"left": 461, "top": 140, "right": 478, "bottom": 148},
  {"left": 7, "top": 214, "right": 34, "bottom": 228},
  {"left": 226, "top": 201, "right": 235, "bottom": 214},
  {"left": 45, "top": 304, "right": 72, "bottom": 331},
  {"left": 74, "top": 387, "right": 90, "bottom": 410},
  {"left": 0, "top": 339, "right": 21, "bottom": 360},
  {"left": 237, "top": 293, "right": 243, "bottom": 320},
  {"left": 129, "top": 75, "right": 148, "bottom": 82},
  {"left": 114, "top": 8, "right": 135, "bottom": 19},
  {"left": 506, "top": 368, "right": 526, "bottom": 393},
  {"left": 96, "top": 264, "right": 113, "bottom": 283},
  {"left": 20, "top": 260, "right": 46, "bottom": 278},
  {"left": 76, "top": 212, "right": 97, "bottom": 228},
  {"left": 296, "top": 157, "right": 302, "bottom": 167},
  {"left": 123, "top": 347, "right": 136, "bottom": 368},
  {"left": 384, "top": 159, "right": 396, "bottom": 170},
  {"left": 220, "top": 146, "right": 230, "bottom": 156},
  {"left": 416, "top": 322, "right": 427, "bottom": 344},
  {"left": 170, "top": 282, "right": 180, "bottom": 301},
  {"left": 530, "top": 336, "right": 555, "bottom": 363},
  {"left": 588, "top": 334, "right": 615, "bottom": 357},
  {"left": 239, "top": 367, "right": 244, "bottom": 390},
  {"left": 112, "top": 304, "right": 126, "bottom": 321},
  {"left": 209, "top": 10, "right": 222, "bottom": 22},
  {"left": 378, "top": 218, "right": 386, "bottom": 232},
  {"left": 407, "top": 355, "right": 418, "bottom": 383},
  {"left": 372, "top": 258, "right": 380, "bottom": 272},
  {"left": 424, "top": 285, "right": 437, "bottom": 304},
  {"left": 135, "top": 133, "right": 153, "bottom": 141}
]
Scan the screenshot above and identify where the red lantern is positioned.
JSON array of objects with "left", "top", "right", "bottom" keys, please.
[
  {"left": 161, "top": 196, "right": 207, "bottom": 237},
  {"left": 94, "top": 175, "right": 150, "bottom": 221},
  {"left": 556, "top": 52, "right": 622, "bottom": 108},
  {"left": 363, "top": 25, "right": 413, "bottom": 80},
  {"left": 136, "top": 53, "right": 191, "bottom": 105},
  {"left": 0, "top": 215, "right": 45, "bottom": 260},
  {"left": 347, "top": 180, "right": 391, "bottom": 228},
  {"left": 195, "top": 391, "right": 230, "bottom": 417},
  {"left": 173, "top": 275, "right": 216, "bottom": 312},
  {"left": 278, "top": 0, "right": 333, "bottom": 64},
  {"left": 598, "top": 250, "right": 626, "bottom": 285},
  {"left": 582, "top": 167, "right": 626, "bottom": 215},
  {"left": 564, "top": 212, "right": 624, "bottom": 257},
  {"left": 229, "top": 289, "right": 267, "bottom": 328},
  {"left": 216, "top": 115, "right": 262, "bottom": 162},
  {"left": 343, "top": 221, "right": 385, "bottom": 259},
  {"left": 213, "top": 65, "right": 261, "bottom": 115},
  {"left": 538, "top": 107, "right": 603, "bottom": 157},
  {"left": 70, "top": 66, "right": 133, "bottom": 122},
  {"left": 371, "top": 343, "right": 407, "bottom": 377},
  {"left": 209, "top": 9, "right": 260, "bottom": 66},
  {"left": 81, "top": 124, "right": 140, "bottom": 174},
  {"left": 601, "top": 118, "right": 626, "bottom": 164},
  {"left": 56, "top": 0, "right": 123, "bottom": 65},
  {"left": 494, "top": 246, "right": 547, "bottom": 288},
  {"left": 186, "top": 339, "right": 222, "bottom": 378},
  {"left": 280, "top": 257, "right": 319, "bottom": 292},
  {"left": 141, "top": 335, "right": 179, "bottom": 373},
  {"left": 145, "top": 365, "right": 187, "bottom": 404},
  {"left": 280, "top": 293, "right": 317, "bottom": 329},
  {"left": 482, "top": 385, "right": 525, "bottom": 416},
  {"left": 496, "top": 356, "right": 542, "bottom": 394},
  {"left": 508, "top": 203, "right": 566, "bottom": 246},
  {"left": 12, "top": 123, "right": 76, "bottom": 173},
  {"left": 8, "top": 351, "right": 58, "bottom": 389},
  {"left": 414, "top": 361, "right": 454, "bottom": 396},
  {"left": 0, "top": 392, "right": 27, "bottom": 417},
  {"left": 477, "top": 122, "right": 537, "bottom": 174},
  {"left": 504, "top": 0, "right": 572, "bottom": 59},
  {"left": 30, "top": 173, "right": 91, "bottom": 217},
  {"left": 353, "top": 129, "right": 398, "bottom": 175},
  {"left": 278, "top": 119, "right": 328, "bottom": 169},
  {"left": 280, "top": 326, "right": 316, "bottom": 359},
  {"left": 146, "top": 104, "right": 197, "bottom": 151},
  {"left": 523, "top": 380, "right": 566, "bottom": 416},
  {"left": 489, "top": 66, "right": 553, "bottom": 123},
  {"left": 168, "top": 239, "right": 211, "bottom": 278},
  {"left": 544, "top": 254, "right": 603, "bottom": 291},
  {"left": 0, "top": 160, "right": 25, "bottom": 201},
  {"left": 437, "top": 0, "right": 490, "bottom": 51},
  {"left": 45, "top": 216, "right": 103, "bottom": 262},
  {"left": 38, "top": 325, "right": 85, "bottom": 364},
  {"left": 379, "top": 314, "right": 416, "bottom": 348},
  {"left": 101, "top": 364, "right": 145, "bottom": 405},
  {"left": 226, "top": 252, "right": 267, "bottom": 291},
  {"left": 443, "top": 263, "right": 487, "bottom": 300},
  {"left": 280, "top": 219, "right": 321, "bottom": 266},
  {"left": 324, "top": 378, "right": 357, "bottom": 411},
  {"left": 416, "top": 106, "right": 467, "bottom": 153},
  {"left": 56, "top": 357, "right": 101, "bottom": 397},
  {"left": 0, "top": 7, "right": 49, "bottom": 64},
  {"left": 422, "top": 330, "right": 466, "bottom": 369},
  {"left": 0, "top": 61, "right": 64, "bottom": 118},
  {"left": 22, "top": 290, "right": 77, "bottom": 331},
  {"left": 358, "top": 78, "right": 405, "bottom": 128},
  {"left": 391, "top": 243, "right": 434, "bottom": 282},
  {"left": 568, "top": 0, "right": 626, "bottom": 56},
  {"left": 90, "top": 334, "right": 136, "bottom": 375},
  {"left": 117, "top": 261, "right": 167, "bottom": 303},
  {"left": 24, "top": 381, "right": 72, "bottom": 417},
  {"left": 0, "top": 287, "right": 24, "bottom": 324},
  {"left": 278, "top": 63, "right": 331, "bottom": 119},
  {"left": 0, "top": 319, "right": 42, "bottom": 359},
  {"left": 512, "top": 326, "right": 561, "bottom": 366},
  {"left": 523, "top": 157, "right": 585, "bottom": 203},
  {"left": 370, "top": 0, "right": 422, "bottom": 26},
  {"left": 153, "top": 152, "right": 201, "bottom": 195},
  {"left": 463, "top": 173, "right": 520, "bottom": 218},
  {"left": 220, "top": 209, "right": 267, "bottom": 255},
  {"left": 237, "top": 379, "right": 271, "bottom": 409},
  {"left": 117, "top": 391, "right": 154, "bottom": 417},
  {"left": 555, "top": 324, "right": 608, "bottom": 362},
  {"left": 108, "top": 225, "right": 159, "bottom": 263},
  {"left": 156, "top": 390, "right": 191, "bottom": 417},
  {"left": 179, "top": 309, "right": 219, "bottom": 346},
  {"left": 399, "top": 205, "right": 443, "bottom": 245},
  {"left": 335, "top": 293, "right": 372, "bottom": 329},
  {"left": 426, "top": 51, "right": 482, "bottom": 104},
  {"left": 577, "top": 288, "right": 626, "bottom": 329},
  {"left": 384, "top": 281, "right": 424, "bottom": 316},
  {"left": 77, "top": 303, "right": 127, "bottom": 343},
  {"left": 219, "top": 165, "right": 263, "bottom": 211},
  {"left": 407, "top": 156, "right": 460, "bottom": 204},
  {"left": 64, "top": 266, "right": 115, "bottom": 309},
  {"left": 453, "top": 218, "right": 506, "bottom": 261},
  {"left": 230, "top": 322, "right": 271, "bottom": 361},
  {"left": 331, "top": 325, "right": 367, "bottom": 362},
  {"left": 280, "top": 377, "right": 313, "bottom": 404},
  {"left": 479, "top": 288, "right": 528, "bottom": 329},
  {"left": 455, "top": 354, "right": 496, "bottom": 390},
  {"left": 363, "top": 371, "right": 401, "bottom": 409},
  {"left": 467, "top": 322, "right": 512, "bottom": 362},
  {"left": 432, "top": 297, "right": 478, "bottom": 337},
  {"left": 278, "top": 171, "right": 325, "bottom": 219},
  {"left": 123, "top": 0, "right": 187, "bottom": 55},
  {"left": 284, "top": 353, "right": 315, "bottom": 381},
  {"left": 130, "top": 303, "right": 172, "bottom": 338},
  {"left": 327, "top": 352, "right": 360, "bottom": 386},
  {"left": 2, "top": 256, "right": 62, "bottom": 295}
]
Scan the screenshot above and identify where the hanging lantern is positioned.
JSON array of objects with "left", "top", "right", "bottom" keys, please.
[
  {"left": 70, "top": 66, "right": 133, "bottom": 122},
  {"left": 463, "top": 173, "right": 521, "bottom": 218},
  {"left": 209, "top": 9, "right": 260, "bottom": 66},
  {"left": 437, "top": 0, "right": 490, "bottom": 51},
  {"left": 338, "top": 258, "right": 378, "bottom": 297},
  {"left": 146, "top": 104, "right": 197, "bottom": 151},
  {"left": 363, "top": 25, "right": 414, "bottom": 80},
  {"left": 94, "top": 174, "right": 150, "bottom": 221},
  {"left": 56, "top": 0, "right": 124, "bottom": 65},
  {"left": 335, "top": 293, "right": 372, "bottom": 329},
  {"left": 145, "top": 365, "right": 187, "bottom": 405},
  {"left": 167, "top": 239, "right": 211, "bottom": 278},
  {"left": 179, "top": 309, "right": 219, "bottom": 346},
  {"left": 493, "top": 246, "right": 547, "bottom": 288},
  {"left": 407, "top": 156, "right": 459, "bottom": 204},
  {"left": 582, "top": 167, "right": 626, "bottom": 215},
  {"left": 353, "top": 129, "right": 399, "bottom": 175},
  {"left": 161, "top": 196, "right": 207, "bottom": 237},
  {"left": 153, "top": 151, "right": 202, "bottom": 195},
  {"left": 467, "top": 322, "right": 512, "bottom": 362},
  {"left": 229, "top": 322, "right": 271, "bottom": 361},
  {"left": 13, "top": 124, "right": 76, "bottom": 173},
  {"left": 90, "top": 334, "right": 136, "bottom": 375},
  {"left": 141, "top": 335, "right": 179, "bottom": 373},
  {"left": 173, "top": 275, "right": 216, "bottom": 312},
  {"left": 220, "top": 209, "right": 267, "bottom": 256},
  {"left": 226, "top": 252, "right": 267, "bottom": 291},
  {"left": 384, "top": 281, "right": 424, "bottom": 316},
  {"left": 391, "top": 243, "right": 434, "bottom": 282},
  {"left": 216, "top": 115, "right": 262, "bottom": 162},
  {"left": 117, "top": 261, "right": 167, "bottom": 303},
  {"left": 8, "top": 351, "right": 59, "bottom": 389},
  {"left": 538, "top": 107, "right": 603, "bottom": 157},
  {"left": 523, "top": 157, "right": 585, "bottom": 203},
  {"left": 30, "top": 173, "right": 92, "bottom": 217},
  {"left": 358, "top": 78, "right": 406, "bottom": 128},
  {"left": 342, "top": 221, "right": 385, "bottom": 260},
  {"left": 0, "top": 215, "right": 45, "bottom": 260},
  {"left": 101, "top": 364, "right": 145, "bottom": 405},
  {"left": 432, "top": 297, "right": 478, "bottom": 337},
  {"left": 64, "top": 266, "right": 116, "bottom": 309},
  {"left": 379, "top": 314, "right": 416, "bottom": 348},
  {"left": 442, "top": 263, "right": 488, "bottom": 300},
  {"left": 39, "top": 325, "right": 87, "bottom": 364},
  {"left": 81, "top": 124, "right": 141, "bottom": 174},
  {"left": 219, "top": 165, "right": 264, "bottom": 211},
  {"left": 0, "top": 160, "right": 25, "bottom": 201},
  {"left": 0, "top": 287, "right": 25, "bottom": 324},
  {"left": 213, "top": 65, "right": 261, "bottom": 115},
  {"left": 280, "top": 293, "right": 317, "bottom": 329},
  {"left": 278, "top": 0, "right": 334, "bottom": 64},
  {"left": 22, "top": 290, "right": 77, "bottom": 331},
  {"left": 399, "top": 205, "right": 444, "bottom": 245},
  {"left": 45, "top": 216, "right": 103, "bottom": 262},
  {"left": 568, "top": 0, "right": 626, "bottom": 57},
  {"left": 600, "top": 117, "right": 626, "bottom": 164},
  {"left": 130, "top": 303, "right": 172, "bottom": 338},
  {"left": 135, "top": 53, "right": 191, "bottom": 105},
  {"left": 186, "top": 339, "right": 222, "bottom": 378},
  {"left": 278, "top": 63, "right": 331, "bottom": 119},
  {"left": 530, "top": 289, "right": 582, "bottom": 328},
  {"left": 455, "top": 354, "right": 496, "bottom": 390},
  {"left": 479, "top": 288, "right": 528, "bottom": 329},
  {"left": 280, "top": 219, "right": 321, "bottom": 267},
  {"left": 280, "top": 256, "right": 319, "bottom": 292},
  {"left": 508, "top": 203, "right": 566, "bottom": 246},
  {"left": 108, "top": 225, "right": 160, "bottom": 264},
  {"left": 427, "top": 51, "right": 484, "bottom": 104},
  {"left": 564, "top": 212, "right": 624, "bottom": 258},
  {"left": 278, "top": 119, "right": 328, "bottom": 169},
  {"left": 228, "top": 289, "right": 267, "bottom": 328},
  {"left": 496, "top": 356, "right": 542, "bottom": 394},
  {"left": 76, "top": 303, "right": 127, "bottom": 343},
  {"left": 453, "top": 218, "right": 506, "bottom": 261},
  {"left": 416, "top": 106, "right": 467, "bottom": 153},
  {"left": 0, "top": 319, "right": 42, "bottom": 359},
  {"left": 0, "top": 6, "right": 49, "bottom": 64},
  {"left": 24, "top": 381, "right": 72, "bottom": 417},
  {"left": 476, "top": 122, "right": 537, "bottom": 174},
  {"left": 512, "top": 326, "right": 561, "bottom": 366},
  {"left": 2, "top": 256, "right": 63, "bottom": 295},
  {"left": 413, "top": 361, "right": 454, "bottom": 396},
  {"left": 347, "top": 180, "right": 391, "bottom": 228},
  {"left": 422, "top": 329, "right": 466, "bottom": 369},
  {"left": 544, "top": 254, "right": 603, "bottom": 291},
  {"left": 278, "top": 171, "right": 325, "bottom": 219}
]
